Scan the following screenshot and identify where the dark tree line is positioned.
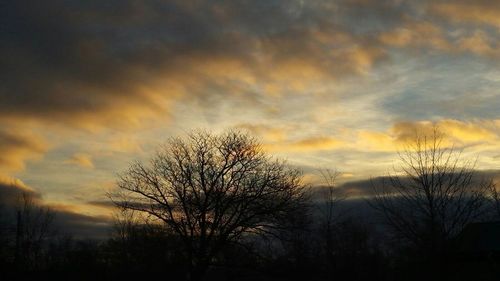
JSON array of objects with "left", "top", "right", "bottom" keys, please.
[{"left": 1, "top": 129, "right": 499, "bottom": 281}]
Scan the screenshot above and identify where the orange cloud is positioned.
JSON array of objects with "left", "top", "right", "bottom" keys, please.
[
  {"left": 356, "top": 130, "right": 396, "bottom": 152},
  {"left": 391, "top": 120, "right": 499, "bottom": 146},
  {"left": 456, "top": 30, "right": 500, "bottom": 57},
  {"left": 107, "top": 137, "right": 143, "bottom": 154},
  {"left": 265, "top": 136, "right": 345, "bottom": 153},
  {"left": 379, "top": 15, "right": 500, "bottom": 57},
  {"left": 430, "top": 2, "right": 500, "bottom": 29},
  {"left": 439, "top": 120, "right": 498, "bottom": 143},
  {"left": 0, "top": 128, "right": 47, "bottom": 171},
  {"left": 356, "top": 119, "right": 500, "bottom": 152},
  {"left": 0, "top": 174, "right": 36, "bottom": 193},
  {"left": 379, "top": 21, "right": 450, "bottom": 51}
]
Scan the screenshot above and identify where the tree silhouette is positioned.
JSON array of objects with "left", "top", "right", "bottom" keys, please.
[
  {"left": 15, "top": 193, "right": 55, "bottom": 270},
  {"left": 112, "top": 130, "right": 308, "bottom": 280},
  {"left": 317, "top": 169, "right": 344, "bottom": 263},
  {"left": 488, "top": 183, "right": 500, "bottom": 219},
  {"left": 370, "top": 128, "right": 493, "bottom": 259}
]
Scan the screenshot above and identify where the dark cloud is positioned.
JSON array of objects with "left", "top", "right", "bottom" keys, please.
[
  {"left": 0, "top": 177, "right": 41, "bottom": 207},
  {"left": 325, "top": 169, "right": 500, "bottom": 198},
  {"left": 52, "top": 211, "right": 111, "bottom": 240},
  {"left": 0, "top": 0, "right": 395, "bottom": 127},
  {"left": 86, "top": 199, "right": 116, "bottom": 209},
  {"left": 1, "top": 1, "right": 164, "bottom": 124},
  {"left": 0, "top": 177, "right": 111, "bottom": 239},
  {"left": 2, "top": 0, "right": 498, "bottom": 123},
  {"left": 3, "top": 0, "right": 496, "bottom": 130}
]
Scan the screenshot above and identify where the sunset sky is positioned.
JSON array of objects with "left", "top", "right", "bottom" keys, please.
[{"left": 1, "top": 0, "right": 500, "bottom": 228}]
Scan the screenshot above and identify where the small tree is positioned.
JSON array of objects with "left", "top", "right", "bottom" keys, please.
[
  {"left": 15, "top": 192, "right": 55, "bottom": 270},
  {"left": 488, "top": 183, "right": 500, "bottom": 219},
  {"left": 370, "top": 128, "right": 493, "bottom": 258},
  {"left": 112, "top": 130, "right": 308, "bottom": 280},
  {"left": 316, "top": 169, "right": 344, "bottom": 271},
  {"left": 318, "top": 169, "right": 343, "bottom": 235}
]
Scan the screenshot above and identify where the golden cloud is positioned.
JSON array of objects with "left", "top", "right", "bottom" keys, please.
[
  {"left": 0, "top": 129, "right": 47, "bottom": 171},
  {"left": 379, "top": 13, "right": 500, "bottom": 57},
  {"left": 244, "top": 119, "right": 500, "bottom": 155},
  {"left": 379, "top": 21, "right": 450, "bottom": 51},
  {"left": 356, "top": 119, "right": 500, "bottom": 153},
  {"left": 456, "top": 30, "right": 500, "bottom": 57},
  {"left": 439, "top": 119, "right": 498, "bottom": 143},
  {"left": 391, "top": 120, "right": 499, "bottom": 145},
  {"left": 0, "top": 174, "right": 35, "bottom": 193},
  {"left": 430, "top": 1, "right": 500, "bottom": 29},
  {"left": 107, "top": 137, "right": 143, "bottom": 154},
  {"left": 265, "top": 136, "right": 345, "bottom": 153},
  {"left": 356, "top": 130, "right": 396, "bottom": 152}
]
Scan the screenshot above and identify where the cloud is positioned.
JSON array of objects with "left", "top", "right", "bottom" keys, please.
[
  {"left": 51, "top": 209, "right": 112, "bottom": 239},
  {"left": 0, "top": 0, "right": 389, "bottom": 128},
  {"left": 265, "top": 136, "right": 345, "bottom": 153},
  {"left": 0, "top": 0, "right": 496, "bottom": 134},
  {"left": 66, "top": 153, "right": 95, "bottom": 169},
  {"left": 290, "top": 137, "right": 345, "bottom": 152},
  {"left": 235, "top": 124, "right": 348, "bottom": 154},
  {"left": 239, "top": 119, "right": 500, "bottom": 155},
  {"left": 437, "top": 120, "right": 499, "bottom": 143},
  {"left": 0, "top": 176, "right": 111, "bottom": 239},
  {"left": 430, "top": 1, "right": 500, "bottom": 29},
  {"left": 107, "top": 137, "right": 143, "bottom": 154},
  {"left": 0, "top": 128, "right": 47, "bottom": 171},
  {"left": 0, "top": 0, "right": 392, "bottom": 171},
  {"left": 323, "top": 169, "right": 500, "bottom": 198},
  {"left": 390, "top": 119, "right": 500, "bottom": 147},
  {"left": 355, "top": 130, "right": 397, "bottom": 152},
  {"left": 374, "top": 2, "right": 500, "bottom": 58},
  {"left": 355, "top": 119, "right": 500, "bottom": 153},
  {"left": 378, "top": 20, "right": 500, "bottom": 57},
  {"left": 380, "top": 57, "right": 500, "bottom": 121},
  {"left": 236, "top": 123, "right": 288, "bottom": 142},
  {"left": 379, "top": 21, "right": 451, "bottom": 51},
  {"left": 86, "top": 200, "right": 116, "bottom": 209},
  {"left": 0, "top": 175, "right": 40, "bottom": 207},
  {"left": 456, "top": 30, "right": 500, "bottom": 57}
]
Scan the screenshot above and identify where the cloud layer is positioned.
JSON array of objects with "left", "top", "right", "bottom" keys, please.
[{"left": 1, "top": 0, "right": 499, "bottom": 235}]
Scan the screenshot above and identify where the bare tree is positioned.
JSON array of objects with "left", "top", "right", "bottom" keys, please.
[
  {"left": 317, "top": 169, "right": 345, "bottom": 266},
  {"left": 370, "top": 128, "right": 493, "bottom": 258},
  {"left": 112, "top": 208, "right": 141, "bottom": 243},
  {"left": 111, "top": 130, "right": 308, "bottom": 280},
  {"left": 318, "top": 169, "right": 343, "bottom": 233},
  {"left": 15, "top": 192, "right": 55, "bottom": 270},
  {"left": 488, "top": 183, "right": 500, "bottom": 219}
]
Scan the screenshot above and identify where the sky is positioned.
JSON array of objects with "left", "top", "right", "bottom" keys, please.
[{"left": 1, "top": 0, "right": 500, "bottom": 234}]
